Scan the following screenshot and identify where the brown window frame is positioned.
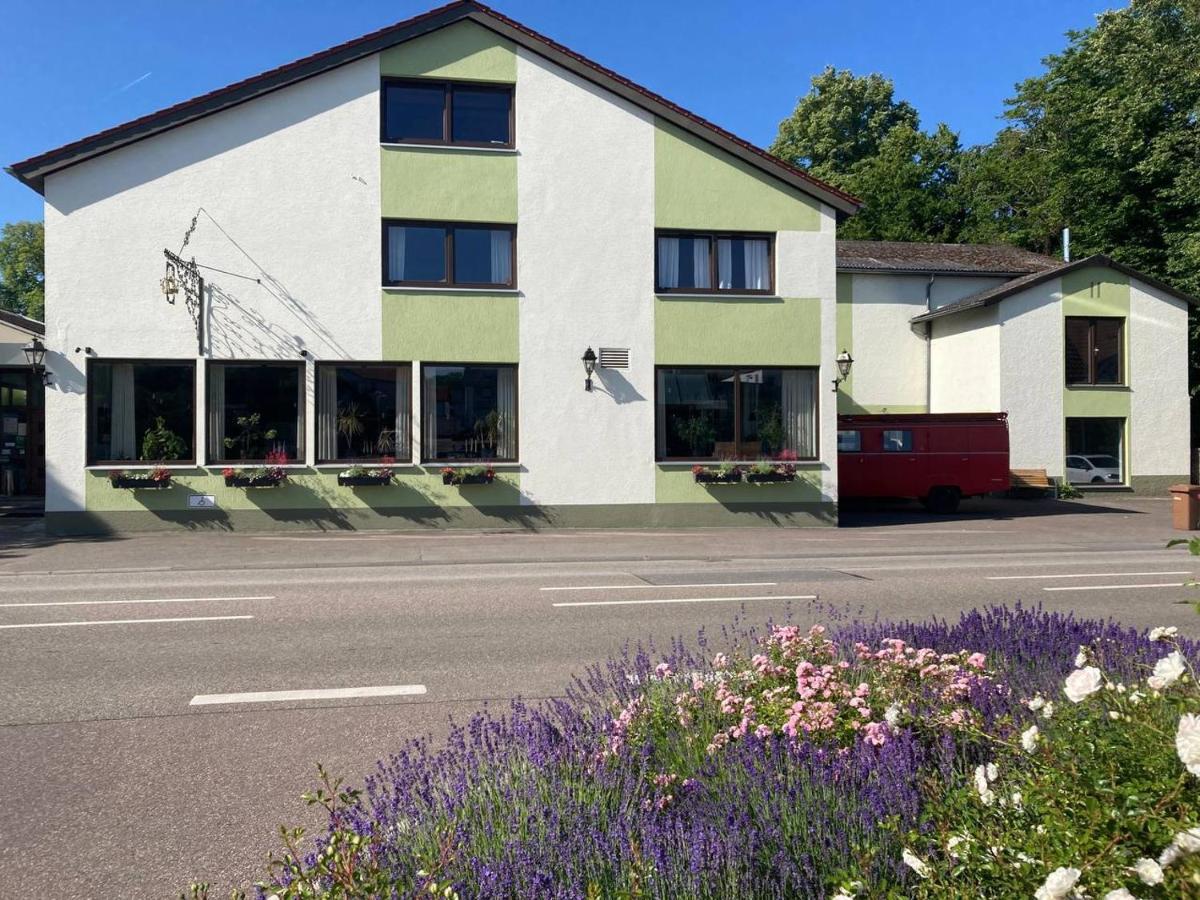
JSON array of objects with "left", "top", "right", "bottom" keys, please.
[
  {"left": 380, "top": 77, "right": 515, "bottom": 149},
  {"left": 206, "top": 360, "right": 307, "bottom": 466},
  {"left": 382, "top": 219, "right": 517, "bottom": 289},
  {"left": 314, "top": 361, "right": 414, "bottom": 465},
  {"left": 85, "top": 357, "right": 198, "bottom": 467},
  {"left": 1065, "top": 316, "right": 1125, "bottom": 386},
  {"left": 420, "top": 362, "right": 519, "bottom": 465},
  {"left": 653, "top": 364, "right": 819, "bottom": 462},
  {"left": 654, "top": 230, "right": 775, "bottom": 296}
]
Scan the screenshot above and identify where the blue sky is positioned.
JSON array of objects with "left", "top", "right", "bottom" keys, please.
[{"left": 1, "top": 0, "right": 1117, "bottom": 224}]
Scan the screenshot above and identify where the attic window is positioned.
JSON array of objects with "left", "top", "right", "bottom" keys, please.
[
  {"left": 381, "top": 78, "right": 513, "bottom": 148},
  {"left": 598, "top": 348, "right": 629, "bottom": 369}
]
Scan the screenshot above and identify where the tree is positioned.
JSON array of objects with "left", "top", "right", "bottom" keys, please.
[{"left": 0, "top": 221, "right": 44, "bottom": 321}]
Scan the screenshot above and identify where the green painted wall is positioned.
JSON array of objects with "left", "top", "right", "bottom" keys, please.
[
  {"left": 382, "top": 293, "right": 518, "bottom": 362},
  {"left": 381, "top": 148, "right": 517, "bottom": 223},
  {"left": 655, "top": 296, "right": 820, "bottom": 365},
  {"left": 654, "top": 123, "right": 821, "bottom": 231},
  {"left": 1062, "top": 267, "right": 1130, "bottom": 319},
  {"left": 85, "top": 470, "right": 522, "bottom": 512},
  {"left": 378, "top": 21, "right": 517, "bottom": 81},
  {"left": 836, "top": 273, "right": 854, "bottom": 413},
  {"left": 1062, "top": 388, "right": 1131, "bottom": 418},
  {"left": 655, "top": 466, "right": 823, "bottom": 504}
]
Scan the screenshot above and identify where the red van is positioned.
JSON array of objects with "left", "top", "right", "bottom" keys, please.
[{"left": 837, "top": 413, "right": 1010, "bottom": 513}]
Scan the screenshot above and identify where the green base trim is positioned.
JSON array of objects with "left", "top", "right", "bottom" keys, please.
[
  {"left": 47, "top": 502, "right": 837, "bottom": 535},
  {"left": 1129, "top": 475, "right": 1190, "bottom": 496}
]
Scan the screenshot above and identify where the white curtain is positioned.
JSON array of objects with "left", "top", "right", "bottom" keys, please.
[
  {"left": 387, "top": 226, "right": 406, "bottom": 282},
  {"left": 782, "top": 369, "right": 817, "bottom": 459},
  {"left": 657, "top": 237, "right": 679, "bottom": 289},
  {"left": 692, "top": 239, "right": 711, "bottom": 289},
  {"left": 490, "top": 230, "right": 512, "bottom": 285},
  {"left": 317, "top": 366, "right": 338, "bottom": 461},
  {"left": 745, "top": 239, "right": 769, "bottom": 290},
  {"left": 423, "top": 367, "right": 439, "bottom": 460},
  {"left": 294, "top": 370, "right": 306, "bottom": 460},
  {"left": 207, "top": 365, "right": 225, "bottom": 461},
  {"left": 717, "top": 239, "right": 733, "bottom": 289},
  {"left": 110, "top": 363, "right": 136, "bottom": 460},
  {"left": 395, "top": 367, "right": 411, "bottom": 460},
  {"left": 655, "top": 370, "right": 668, "bottom": 457},
  {"left": 496, "top": 367, "right": 516, "bottom": 459}
]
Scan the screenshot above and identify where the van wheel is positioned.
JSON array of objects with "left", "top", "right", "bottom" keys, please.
[{"left": 925, "top": 486, "right": 961, "bottom": 515}]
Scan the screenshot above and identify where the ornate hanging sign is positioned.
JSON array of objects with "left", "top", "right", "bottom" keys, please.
[{"left": 161, "top": 249, "right": 203, "bottom": 354}]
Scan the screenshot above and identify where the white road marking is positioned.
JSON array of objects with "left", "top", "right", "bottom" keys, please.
[
  {"left": 0, "top": 595, "right": 274, "bottom": 608},
  {"left": 540, "top": 582, "right": 776, "bottom": 592},
  {"left": 1043, "top": 583, "right": 1186, "bottom": 592},
  {"left": 989, "top": 571, "right": 1191, "bottom": 581},
  {"left": 554, "top": 594, "right": 816, "bottom": 608},
  {"left": 0, "top": 615, "right": 254, "bottom": 630},
  {"left": 189, "top": 684, "right": 427, "bottom": 706}
]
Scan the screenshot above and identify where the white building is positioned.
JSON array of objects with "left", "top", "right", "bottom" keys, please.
[{"left": 4, "top": 3, "right": 1194, "bottom": 533}]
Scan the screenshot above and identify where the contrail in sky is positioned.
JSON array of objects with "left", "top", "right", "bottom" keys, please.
[{"left": 115, "top": 71, "right": 152, "bottom": 93}]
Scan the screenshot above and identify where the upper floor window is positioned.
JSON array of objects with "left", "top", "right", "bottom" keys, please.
[
  {"left": 87, "top": 360, "right": 195, "bottom": 464},
  {"left": 655, "top": 231, "right": 773, "bottom": 295},
  {"left": 1065, "top": 317, "right": 1123, "bottom": 385},
  {"left": 316, "top": 363, "right": 412, "bottom": 463},
  {"left": 207, "top": 362, "right": 304, "bottom": 464},
  {"left": 382, "top": 78, "right": 513, "bottom": 147},
  {"left": 384, "top": 220, "right": 515, "bottom": 288}
]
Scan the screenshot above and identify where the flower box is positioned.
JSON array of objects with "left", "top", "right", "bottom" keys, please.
[
  {"left": 110, "top": 475, "right": 171, "bottom": 489},
  {"left": 745, "top": 471, "right": 796, "bottom": 484},
  {"left": 693, "top": 469, "right": 743, "bottom": 484},
  {"left": 224, "top": 473, "right": 286, "bottom": 488},
  {"left": 338, "top": 473, "right": 393, "bottom": 487},
  {"left": 442, "top": 468, "right": 496, "bottom": 486}
]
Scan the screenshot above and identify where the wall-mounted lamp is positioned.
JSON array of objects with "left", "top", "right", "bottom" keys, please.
[
  {"left": 298, "top": 349, "right": 310, "bottom": 359},
  {"left": 75, "top": 346, "right": 95, "bottom": 355},
  {"left": 23, "top": 337, "right": 51, "bottom": 386},
  {"left": 582, "top": 347, "right": 597, "bottom": 392},
  {"left": 831, "top": 348, "right": 854, "bottom": 393}
]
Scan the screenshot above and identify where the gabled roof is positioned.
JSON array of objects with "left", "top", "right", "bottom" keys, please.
[
  {"left": 0, "top": 308, "right": 45, "bottom": 337},
  {"left": 837, "top": 240, "right": 1059, "bottom": 276},
  {"left": 910, "top": 254, "right": 1199, "bottom": 324},
  {"left": 5, "top": 1, "right": 860, "bottom": 214}
]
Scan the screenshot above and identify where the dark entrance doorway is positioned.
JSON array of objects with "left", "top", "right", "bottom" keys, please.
[{"left": 0, "top": 367, "right": 44, "bottom": 498}]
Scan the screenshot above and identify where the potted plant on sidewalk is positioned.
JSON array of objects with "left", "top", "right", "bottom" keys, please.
[
  {"left": 442, "top": 465, "right": 496, "bottom": 486},
  {"left": 108, "top": 467, "right": 173, "bottom": 489},
  {"left": 338, "top": 457, "right": 396, "bottom": 487},
  {"left": 223, "top": 450, "right": 290, "bottom": 488}
]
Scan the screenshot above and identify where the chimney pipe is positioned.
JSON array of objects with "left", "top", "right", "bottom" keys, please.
[{"left": 1062, "top": 227, "right": 1071, "bottom": 262}]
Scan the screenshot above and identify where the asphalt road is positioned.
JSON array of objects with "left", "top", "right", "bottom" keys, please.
[{"left": 1, "top": 495, "right": 1197, "bottom": 898}]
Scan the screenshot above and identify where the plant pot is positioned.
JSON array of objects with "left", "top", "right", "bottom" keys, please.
[
  {"left": 338, "top": 474, "right": 393, "bottom": 487},
  {"left": 745, "top": 472, "right": 796, "bottom": 484},
  {"left": 443, "top": 472, "right": 495, "bottom": 486},
  {"left": 225, "top": 474, "right": 286, "bottom": 488},
  {"left": 110, "top": 476, "right": 171, "bottom": 489},
  {"left": 694, "top": 471, "right": 743, "bottom": 484}
]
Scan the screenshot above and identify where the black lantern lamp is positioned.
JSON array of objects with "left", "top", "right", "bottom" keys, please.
[
  {"left": 832, "top": 348, "right": 854, "bottom": 393},
  {"left": 582, "top": 347, "right": 597, "bottom": 392},
  {"left": 23, "top": 337, "right": 50, "bottom": 386}
]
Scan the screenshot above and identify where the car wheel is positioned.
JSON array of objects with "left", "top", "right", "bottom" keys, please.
[{"left": 1091, "top": 476, "right": 1104, "bottom": 484}]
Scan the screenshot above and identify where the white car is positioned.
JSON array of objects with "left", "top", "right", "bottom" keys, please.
[{"left": 1065, "top": 454, "right": 1122, "bottom": 485}]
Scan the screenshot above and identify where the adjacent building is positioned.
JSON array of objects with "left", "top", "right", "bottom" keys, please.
[
  {"left": 0, "top": 309, "right": 45, "bottom": 499},
  {"left": 5, "top": 1, "right": 1194, "bottom": 533}
]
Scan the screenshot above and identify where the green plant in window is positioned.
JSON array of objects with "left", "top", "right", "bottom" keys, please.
[
  {"left": 140, "top": 417, "right": 186, "bottom": 461},
  {"left": 756, "top": 404, "right": 785, "bottom": 456},
  {"left": 223, "top": 413, "right": 279, "bottom": 459},
  {"left": 336, "top": 403, "right": 365, "bottom": 455},
  {"left": 675, "top": 415, "right": 716, "bottom": 457}
]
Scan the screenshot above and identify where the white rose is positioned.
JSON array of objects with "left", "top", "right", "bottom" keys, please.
[
  {"left": 901, "top": 848, "right": 929, "bottom": 878},
  {"left": 1042, "top": 701, "right": 1055, "bottom": 719},
  {"left": 1148, "top": 626, "right": 1178, "bottom": 642},
  {"left": 1063, "top": 666, "right": 1103, "bottom": 703},
  {"left": 1034, "top": 867, "right": 1081, "bottom": 900},
  {"left": 1159, "top": 827, "right": 1200, "bottom": 867},
  {"left": 1149, "top": 651, "right": 1187, "bottom": 691},
  {"left": 1103, "top": 890, "right": 1138, "bottom": 900},
  {"left": 986, "top": 762, "right": 998, "bottom": 781},
  {"left": 1021, "top": 725, "right": 1040, "bottom": 752},
  {"left": 884, "top": 703, "right": 902, "bottom": 727},
  {"left": 1075, "top": 646, "right": 1089, "bottom": 668},
  {"left": 1132, "top": 857, "right": 1163, "bottom": 885},
  {"left": 974, "top": 765, "right": 996, "bottom": 806},
  {"left": 1176, "top": 714, "right": 1200, "bottom": 776},
  {"left": 1027, "top": 695, "right": 1046, "bottom": 711}
]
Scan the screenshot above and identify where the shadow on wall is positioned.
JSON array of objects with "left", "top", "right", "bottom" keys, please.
[{"left": 594, "top": 368, "right": 646, "bottom": 405}]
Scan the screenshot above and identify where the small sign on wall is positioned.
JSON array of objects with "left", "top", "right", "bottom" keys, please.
[{"left": 188, "top": 495, "right": 217, "bottom": 509}]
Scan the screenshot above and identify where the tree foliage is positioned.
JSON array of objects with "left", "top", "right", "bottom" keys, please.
[{"left": 0, "top": 220, "right": 44, "bottom": 321}]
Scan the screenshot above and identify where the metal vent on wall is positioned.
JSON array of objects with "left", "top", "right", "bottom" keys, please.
[{"left": 599, "top": 347, "right": 630, "bottom": 369}]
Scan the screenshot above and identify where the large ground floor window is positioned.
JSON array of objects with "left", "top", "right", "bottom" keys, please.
[
  {"left": 422, "top": 364, "right": 517, "bottom": 462},
  {"left": 88, "top": 360, "right": 195, "bottom": 464},
  {"left": 655, "top": 367, "right": 818, "bottom": 460},
  {"left": 208, "top": 362, "right": 304, "bottom": 463},
  {"left": 316, "top": 363, "right": 411, "bottom": 463},
  {"left": 1065, "top": 417, "right": 1125, "bottom": 485}
]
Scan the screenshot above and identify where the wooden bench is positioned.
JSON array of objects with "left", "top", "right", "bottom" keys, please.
[{"left": 1009, "top": 468, "right": 1054, "bottom": 495}]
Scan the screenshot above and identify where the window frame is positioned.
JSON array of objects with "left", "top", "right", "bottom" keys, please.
[
  {"left": 837, "top": 429, "right": 861, "bottom": 453},
  {"left": 653, "top": 364, "right": 819, "bottom": 462},
  {"left": 419, "top": 361, "right": 519, "bottom": 464},
  {"left": 654, "top": 229, "right": 775, "bottom": 296},
  {"left": 379, "top": 77, "right": 515, "bottom": 149},
  {"left": 85, "top": 357, "right": 198, "bottom": 466},
  {"left": 382, "top": 219, "right": 517, "bottom": 289},
  {"left": 314, "top": 361, "right": 413, "bottom": 465},
  {"left": 206, "top": 359, "right": 307, "bottom": 465},
  {"left": 1065, "top": 316, "right": 1125, "bottom": 386},
  {"left": 881, "top": 429, "right": 913, "bottom": 452}
]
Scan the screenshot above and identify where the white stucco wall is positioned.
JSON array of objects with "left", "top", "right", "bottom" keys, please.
[
  {"left": 514, "top": 48, "right": 657, "bottom": 506},
  {"left": 997, "top": 279, "right": 1064, "bottom": 474},
  {"left": 929, "top": 275, "right": 1010, "bottom": 309},
  {"left": 41, "top": 56, "right": 381, "bottom": 512},
  {"left": 844, "top": 273, "right": 928, "bottom": 409},
  {"left": 1129, "top": 279, "right": 1191, "bottom": 477},
  {"left": 929, "top": 305, "right": 1001, "bottom": 412}
]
